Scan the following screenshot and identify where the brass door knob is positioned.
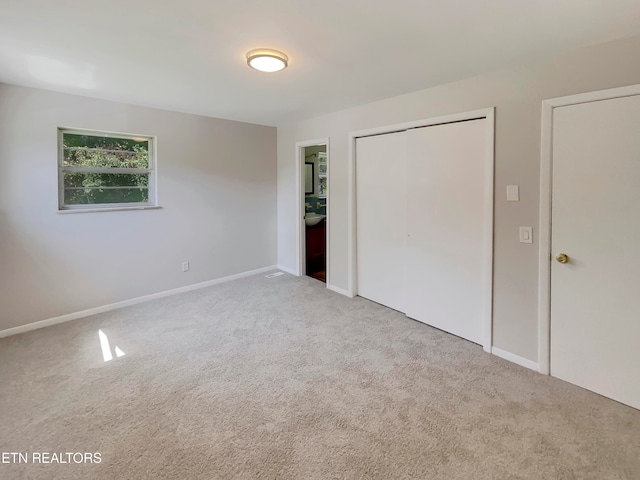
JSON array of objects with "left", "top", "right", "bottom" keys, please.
[{"left": 556, "top": 253, "right": 569, "bottom": 264}]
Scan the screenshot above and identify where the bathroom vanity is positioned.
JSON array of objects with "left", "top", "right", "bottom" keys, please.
[{"left": 305, "top": 218, "right": 326, "bottom": 281}]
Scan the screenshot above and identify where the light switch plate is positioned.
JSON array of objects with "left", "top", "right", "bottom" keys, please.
[
  {"left": 507, "top": 185, "right": 519, "bottom": 201},
  {"left": 519, "top": 227, "right": 533, "bottom": 244}
]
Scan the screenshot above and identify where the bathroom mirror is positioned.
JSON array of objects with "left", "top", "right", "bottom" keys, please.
[{"left": 304, "top": 162, "right": 314, "bottom": 194}]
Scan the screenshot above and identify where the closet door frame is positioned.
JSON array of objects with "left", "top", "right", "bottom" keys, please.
[{"left": 347, "top": 108, "right": 495, "bottom": 352}]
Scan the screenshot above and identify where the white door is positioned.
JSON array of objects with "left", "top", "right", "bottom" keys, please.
[
  {"left": 356, "top": 131, "right": 407, "bottom": 312},
  {"left": 405, "top": 120, "right": 487, "bottom": 344},
  {"left": 551, "top": 95, "right": 640, "bottom": 409}
]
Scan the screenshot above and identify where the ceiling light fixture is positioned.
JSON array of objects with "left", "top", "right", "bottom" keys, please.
[{"left": 246, "top": 49, "right": 288, "bottom": 73}]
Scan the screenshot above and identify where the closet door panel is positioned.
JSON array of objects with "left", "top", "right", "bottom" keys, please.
[
  {"left": 405, "top": 120, "right": 486, "bottom": 344},
  {"left": 356, "top": 132, "right": 407, "bottom": 312}
]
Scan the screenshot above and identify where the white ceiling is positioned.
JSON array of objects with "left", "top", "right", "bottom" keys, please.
[{"left": 1, "top": 1, "right": 639, "bottom": 126}]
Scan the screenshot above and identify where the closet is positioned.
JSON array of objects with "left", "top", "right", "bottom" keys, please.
[{"left": 356, "top": 117, "right": 492, "bottom": 345}]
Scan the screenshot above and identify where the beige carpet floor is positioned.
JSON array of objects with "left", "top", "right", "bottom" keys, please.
[{"left": 1, "top": 272, "right": 639, "bottom": 479}]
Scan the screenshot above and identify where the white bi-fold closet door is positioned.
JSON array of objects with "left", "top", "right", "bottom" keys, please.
[{"left": 356, "top": 118, "right": 490, "bottom": 345}]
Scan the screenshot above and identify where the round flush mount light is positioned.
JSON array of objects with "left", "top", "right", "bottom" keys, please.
[{"left": 246, "top": 49, "right": 288, "bottom": 73}]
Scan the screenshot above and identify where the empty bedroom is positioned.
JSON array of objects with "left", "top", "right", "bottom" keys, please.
[{"left": 1, "top": 1, "right": 639, "bottom": 478}]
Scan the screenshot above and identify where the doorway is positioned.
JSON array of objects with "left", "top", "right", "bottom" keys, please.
[
  {"left": 539, "top": 85, "right": 640, "bottom": 409},
  {"left": 296, "top": 139, "right": 329, "bottom": 284}
]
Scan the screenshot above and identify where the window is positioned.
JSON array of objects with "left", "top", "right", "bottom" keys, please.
[{"left": 58, "top": 128, "right": 156, "bottom": 211}]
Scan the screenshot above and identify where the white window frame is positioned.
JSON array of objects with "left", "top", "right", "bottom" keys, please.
[{"left": 58, "top": 127, "right": 158, "bottom": 212}]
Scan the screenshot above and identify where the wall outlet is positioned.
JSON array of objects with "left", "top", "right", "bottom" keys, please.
[{"left": 181, "top": 261, "right": 190, "bottom": 272}]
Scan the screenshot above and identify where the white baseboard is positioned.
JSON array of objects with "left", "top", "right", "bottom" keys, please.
[
  {"left": 327, "top": 283, "right": 355, "bottom": 298},
  {"left": 491, "top": 346, "right": 540, "bottom": 372},
  {"left": 0, "top": 265, "right": 278, "bottom": 339},
  {"left": 276, "top": 264, "right": 299, "bottom": 276}
]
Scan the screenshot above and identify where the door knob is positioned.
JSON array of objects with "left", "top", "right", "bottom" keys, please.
[{"left": 555, "top": 253, "right": 569, "bottom": 264}]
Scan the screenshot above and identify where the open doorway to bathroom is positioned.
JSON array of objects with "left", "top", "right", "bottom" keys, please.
[{"left": 300, "top": 142, "right": 328, "bottom": 283}]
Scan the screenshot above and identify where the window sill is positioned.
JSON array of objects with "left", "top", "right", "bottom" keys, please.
[{"left": 57, "top": 205, "right": 162, "bottom": 214}]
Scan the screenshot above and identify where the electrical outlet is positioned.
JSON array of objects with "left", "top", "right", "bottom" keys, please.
[{"left": 181, "top": 261, "right": 190, "bottom": 272}]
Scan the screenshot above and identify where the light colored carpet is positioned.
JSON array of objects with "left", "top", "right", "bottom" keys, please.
[{"left": 1, "top": 272, "right": 638, "bottom": 479}]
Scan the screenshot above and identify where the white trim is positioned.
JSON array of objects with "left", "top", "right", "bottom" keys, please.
[
  {"left": 347, "top": 107, "right": 495, "bottom": 352},
  {"left": 276, "top": 264, "right": 298, "bottom": 276},
  {"left": 482, "top": 108, "right": 495, "bottom": 353},
  {"left": 347, "top": 135, "right": 357, "bottom": 297},
  {"left": 0, "top": 265, "right": 278, "bottom": 339},
  {"left": 542, "top": 84, "right": 640, "bottom": 108},
  {"left": 57, "top": 205, "right": 162, "bottom": 214},
  {"left": 295, "top": 138, "right": 330, "bottom": 282},
  {"left": 327, "top": 283, "right": 355, "bottom": 298},
  {"left": 324, "top": 141, "right": 331, "bottom": 287},
  {"left": 537, "top": 100, "right": 554, "bottom": 375},
  {"left": 537, "top": 83, "right": 640, "bottom": 376},
  {"left": 491, "top": 347, "right": 540, "bottom": 372},
  {"left": 58, "top": 128, "right": 64, "bottom": 208},
  {"left": 348, "top": 108, "right": 493, "bottom": 140}
]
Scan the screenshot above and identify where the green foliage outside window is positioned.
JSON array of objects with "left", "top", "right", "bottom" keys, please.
[{"left": 61, "top": 132, "right": 153, "bottom": 206}]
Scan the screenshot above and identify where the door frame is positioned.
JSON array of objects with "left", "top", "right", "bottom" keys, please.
[
  {"left": 537, "top": 84, "right": 640, "bottom": 375},
  {"left": 347, "top": 107, "right": 495, "bottom": 352},
  {"left": 295, "top": 138, "right": 330, "bottom": 283}
]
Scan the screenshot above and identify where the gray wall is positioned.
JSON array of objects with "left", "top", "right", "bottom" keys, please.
[
  {"left": 0, "top": 84, "right": 277, "bottom": 330},
  {"left": 277, "top": 34, "right": 640, "bottom": 364}
]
